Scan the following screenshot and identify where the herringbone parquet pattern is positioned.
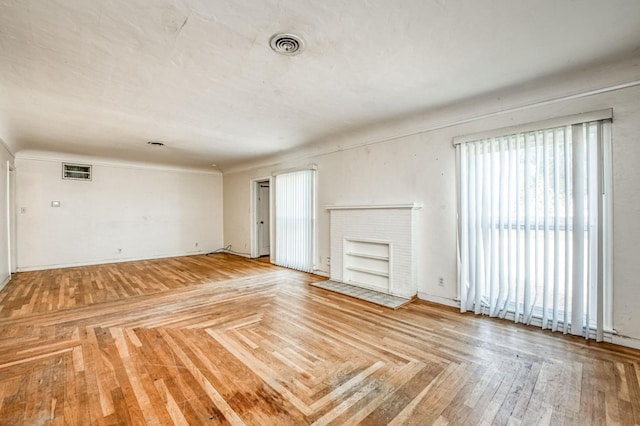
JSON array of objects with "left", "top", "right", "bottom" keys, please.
[{"left": 0, "top": 254, "right": 638, "bottom": 425}]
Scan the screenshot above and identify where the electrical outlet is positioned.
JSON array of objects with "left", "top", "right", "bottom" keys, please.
[
  {"left": 195, "top": 242, "right": 199, "bottom": 247},
  {"left": 438, "top": 277, "right": 444, "bottom": 286},
  {"left": 327, "top": 257, "right": 331, "bottom": 266}
]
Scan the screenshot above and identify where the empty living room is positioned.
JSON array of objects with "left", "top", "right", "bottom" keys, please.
[{"left": 1, "top": 0, "right": 639, "bottom": 424}]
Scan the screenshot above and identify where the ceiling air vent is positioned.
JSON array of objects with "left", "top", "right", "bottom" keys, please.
[
  {"left": 270, "top": 33, "right": 304, "bottom": 56},
  {"left": 62, "top": 163, "right": 92, "bottom": 181}
]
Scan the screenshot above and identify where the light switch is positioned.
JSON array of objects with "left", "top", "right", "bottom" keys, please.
[{"left": 51, "top": 201, "right": 61, "bottom": 207}]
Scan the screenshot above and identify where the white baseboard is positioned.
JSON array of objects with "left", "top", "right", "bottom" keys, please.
[
  {"left": 0, "top": 274, "right": 10, "bottom": 292},
  {"left": 15, "top": 250, "right": 209, "bottom": 272},
  {"left": 229, "top": 252, "right": 249, "bottom": 258},
  {"left": 612, "top": 334, "right": 640, "bottom": 351},
  {"left": 417, "top": 292, "right": 460, "bottom": 308}
]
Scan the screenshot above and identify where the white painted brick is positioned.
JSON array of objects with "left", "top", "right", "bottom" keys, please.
[{"left": 329, "top": 206, "right": 418, "bottom": 298}]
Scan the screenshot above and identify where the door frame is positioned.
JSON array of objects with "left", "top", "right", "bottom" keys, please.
[
  {"left": 3, "top": 160, "right": 15, "bottom": 285},
  {"left": 250, "top": 176, "right": 273, "bottom": 260},
  {"left": 8, "top": 161, "right": 15, "bottom": 273}
]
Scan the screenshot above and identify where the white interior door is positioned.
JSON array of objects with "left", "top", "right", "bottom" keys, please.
[{"left": 257, "top": 181, "right": 270, "bottom": 256}]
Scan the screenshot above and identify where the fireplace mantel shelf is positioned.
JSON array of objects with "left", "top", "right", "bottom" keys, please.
[{"left": 325, "top": 203, "right": 422, "bottom": 211}]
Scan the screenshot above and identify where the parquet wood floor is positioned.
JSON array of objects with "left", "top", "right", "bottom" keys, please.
[{"left": 0, "top": 254, "right": 638, "bottom": 425}]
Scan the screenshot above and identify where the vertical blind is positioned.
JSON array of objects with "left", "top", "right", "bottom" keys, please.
[
  {"left": 456, "top": 117, "right": 612, "bottom": 340},
  {"left": 274, "top": 169, "right": 316, "bottom": 273}
]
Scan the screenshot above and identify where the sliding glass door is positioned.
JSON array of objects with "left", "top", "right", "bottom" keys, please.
[{"left": 456, "top": 114, "right": 612, "bottom": 340}]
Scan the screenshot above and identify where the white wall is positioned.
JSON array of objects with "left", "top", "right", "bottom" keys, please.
[
  {"left": 16, "top": 154, "right": 223, "bottom": 270},
  {"left": 0, "top": 138, "right": 15, "bottom": 289},
  {"left": 223, "top": 83, "right": 640, "bottom": 348}
]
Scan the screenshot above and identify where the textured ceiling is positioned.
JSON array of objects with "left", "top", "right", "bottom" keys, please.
[{"left": 1, "top": 0, "right": 639, "bottom": 170}]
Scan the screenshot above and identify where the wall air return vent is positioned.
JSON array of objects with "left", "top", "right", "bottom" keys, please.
[{"left": 62, "top": 163, "right": 92, "bottom": 181}]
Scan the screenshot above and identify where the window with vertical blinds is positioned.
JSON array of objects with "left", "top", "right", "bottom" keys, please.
[
  {"left": 455, "top": 111, "right": 612, "bottom": 340},
  {"left": 274, "top": 168, "right": 316, "bottom": 273}
]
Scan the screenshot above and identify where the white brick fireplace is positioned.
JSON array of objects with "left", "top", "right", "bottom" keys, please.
[{"left": 326, "top": 204, "right": 421, "bottom": 298}]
